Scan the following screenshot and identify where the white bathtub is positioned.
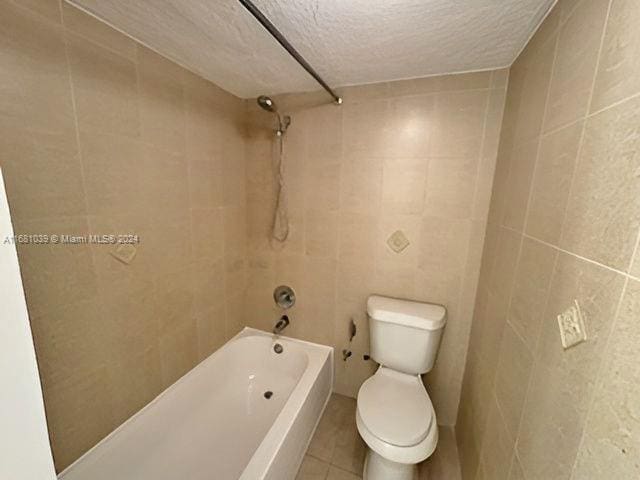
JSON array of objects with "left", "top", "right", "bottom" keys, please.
[{"left": 59, "top": 328, "right": 333, "bottom": 480}]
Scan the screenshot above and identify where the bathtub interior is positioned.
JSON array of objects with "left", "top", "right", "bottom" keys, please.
[{"left": 58, "top": 329, "right": 331, "bottom": 480}]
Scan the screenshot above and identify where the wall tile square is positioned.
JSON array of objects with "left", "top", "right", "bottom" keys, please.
[
  {"left": 508, "top": 237, "right": 557, "bottom": 347},
  {"left": 488, "top": 227, "right": 521, "bottom": 302},
  {"left": 431, "top": 90, "right": 488, "bottom": 158},
  {"left": 591, "top": 0, "right": 640, "bottom": 113},
  {"left": 526, "top": 121, "right": 583, "bottom": 244},
  {"left": 29, "top": 298, "right": 107, "bottom": 393},
  {"left": 494, "top": 323, "right": 534, "bottom": 440},
  {"left": 338, "top": 211, "right": 378, "bottom": 262},
  {"left": 509, "top": 32, "right": 557, "bottom": 143},
  {"left": 501, "top": 139, "right": 538, "bottom": 232},
  {"left": 0, "top": 2, "right": 75, "bottom": 136},
  {"left": 137, "top": 47, "right": 186, "bottom": 154},
  {"left": 0, "top": 122, "right": 85, "bottom": 221},
  {"left": 543, "top": 0, "right": 609, "bottom": 132},
  {"left": 61, "top": 1, "right": 136, "bottom": 59},
  {"left": 479, "top": 396, "right": 515, "bottom": 480},
  {"left": 107, "top": 346, "right": 162, "bottom": 425},
  {"left": 381, "top": 157, "right": 428, "bottom": 214},
  {"left": 424, "top": 157, "right": 479, "bottom": 219},
  {"left": 79, "top": 131, "right": 143, "bottom": 215},
  {"left": 67, "top": 35, "right": 140, "bottom": 137},
  {"left": 560, "top": 96, "right": 640, "bottom": 270},
  {"left": 517, "top": 253, "right": 624, "bottom": 479},
  {"left": 306, "top": 104, "right": 343, "bottom": 160},
  {"left": 15, "top": 0, "right": 63, "bottom": 24},
  {"left": 15, "top": 215, "right": 98, "bottom": 318},
  {"left": 44, "top": 365, "right": 115, "bottom": 471},
  {"left": 343, "top": 99, "right": 393, "bottom": 157},
  {"left": 305, "top": 161, "right": 341, "bottom": 211},
  {"left": 305, "top": 208, "right": 339, "bottom": 258},
  {"left": 387, "top": 95, "right": 433, "bottom": 158},
  {"left": 419, "top": 216, "right": 472, "bottom": 273},
  {"left": 339, "top": 156, "right": 383, "bottom": 215},
  {"left": 139, "top": 146, "right": 189, "bottom": 214},
  {"left": 572, "top": 278, "right": 640, "bottom": 479}
]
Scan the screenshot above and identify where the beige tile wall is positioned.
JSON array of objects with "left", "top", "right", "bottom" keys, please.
[
  {"left": 457, "top": 0, "right": 640, "bottom": 479},
  {"left": 10, "top": 0, "right": 637, "bottom": 477},
  {"left": 0, "top": 0, "right": 246, "bottom": 471},
  {"left": 244, "top": 70, "right": 508, "bottom": 425}
]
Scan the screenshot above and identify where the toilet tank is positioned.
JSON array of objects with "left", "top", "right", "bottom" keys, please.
[{"left": 367, "top": 295, "right": 446, "bottom": 375}]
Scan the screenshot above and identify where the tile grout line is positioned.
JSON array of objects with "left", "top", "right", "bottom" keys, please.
[
  {"left": 501, "top": 0, "right": 562, "bottom": 360},
  {"left": 505, "top": 312, "right": 537, "bottom": 359},
  {"left": 333, "top": 104, "right": 345, "bottom": 388},
  {"left": 567, "top": 218, "right": 640, "bottom": 477},
  {"left": 304, "top": 446, "right": 364, "bottom": 478},
  {"left": 539, "top": 115, "right": 583, "bottom": 139},
  {"left": 469, "top": 80, "right": 493, "bottom": 223},
  {"left": 523, "top": 230, "right": 639, "bottom": 281},
  {"left": 568, "top": 273, "right": 630, "bottom": 479},
  {"left": 509, "top": 0, "right": 559, "bottom": 67},
  {"left": 587, "top": 90, "right": 640, "bottom": 119},
  {"left": 553, "top": 0, "right": 614, "bottom": 267},
  {"left": 60, "top": 9, "right": 101, "bottom": 287},
  {"left": 625, "top": 224, "right": 640, "bottom": 278},
  {"left": 63, "top": 24, "right": 136, "bottom": 63},
  {"left": 501, "top": 14, "right": 563, "bottom": 474},
  {"left": 515, "top": 3, "right": 618, "bottom": 474},
  {"left": 454, "top": 83, "right": 497, "bottom": 394},
  {"left": 510, "top": 449, "right": 527, "bottom": 479},
  {"left": 500, "top": 224, "right": 640, "bottom": 282},
  {"left": 511, "top": 236, "right": 560, "bottom": 468},
  {"left": 539, "top": 89, "right": 640, "bottom": 140},
  {"left": 60, "top": 0, "right": 228, "bottom": 97},
  {"left": 340, "top": 84, "right": 501, "bottom": 106},
  {"left": 563, "top": 224, "right": 640, "bottom": 476}
]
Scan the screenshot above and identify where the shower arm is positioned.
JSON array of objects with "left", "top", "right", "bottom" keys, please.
[{"left": 238, "top": 0, "right": 343, "bottom": 105}]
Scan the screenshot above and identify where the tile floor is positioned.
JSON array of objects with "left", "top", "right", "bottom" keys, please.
[{"left": 297, "top": 393, "right": 462, "bottom": 480}]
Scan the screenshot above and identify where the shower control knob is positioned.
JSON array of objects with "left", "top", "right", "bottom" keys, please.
[{"left": 274, "top": 285, "right": 296, "bottom": 309}]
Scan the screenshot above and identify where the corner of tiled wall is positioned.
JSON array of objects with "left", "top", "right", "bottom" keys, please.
[
  {"left": 457, "top": 0, "right": 640, "bottom": 478},
  {"left": 1, "top": 0, "right": 248, "bottom": 470}
]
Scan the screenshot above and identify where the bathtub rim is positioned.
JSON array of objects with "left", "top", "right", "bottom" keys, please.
[
  {"left": 58, "top": 327, "right": 334, "bottom": 480},
  {"left": 239, "top": 328, "right": 334, "bottom": 479}
]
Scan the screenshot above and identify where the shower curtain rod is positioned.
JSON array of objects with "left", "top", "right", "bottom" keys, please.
[{"left": 237, "top": 0, "right": 343, "bottom": 105}]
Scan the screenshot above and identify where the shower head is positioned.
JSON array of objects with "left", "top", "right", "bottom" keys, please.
[
  {"left": 257, "top": 94, "right": 291, "bottom": 136},
  {"left": 257, "top": 95, "right": 277, "bottom": 113}
]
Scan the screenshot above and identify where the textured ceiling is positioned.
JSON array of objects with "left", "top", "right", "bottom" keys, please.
[{"left": 67, "top": 0, "right": 556, "bottom": 98}]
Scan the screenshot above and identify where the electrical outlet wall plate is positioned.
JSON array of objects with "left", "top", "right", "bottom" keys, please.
[
  {"left": 387, "top": 230, "right": 410, "bottom": 253},
  {"left": 557, "top": 299, "right": 587, "bottom": 349}
]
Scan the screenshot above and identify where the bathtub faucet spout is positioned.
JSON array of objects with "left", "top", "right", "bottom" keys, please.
[{"left": 273, "top": 315, "right": 290, "bottom": 334}]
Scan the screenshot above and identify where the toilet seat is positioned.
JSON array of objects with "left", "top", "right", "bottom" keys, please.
[
  {"left": 356, "top": 367, "right": 438, "bottom": 464},
  {"left": 358, "top": 367, "right": 432, "bottom": 446}
]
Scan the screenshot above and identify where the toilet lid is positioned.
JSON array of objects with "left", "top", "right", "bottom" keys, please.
[{"left": 357, "top": 367, "right": 433, "bottom": 447}]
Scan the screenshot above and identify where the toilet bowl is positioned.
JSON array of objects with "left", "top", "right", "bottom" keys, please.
[
  {"left": 356, "top": 295, "right": 446, "bottom": 480},
  {"left": 357, "top": 367, "right": 438, "bottom": 480}
]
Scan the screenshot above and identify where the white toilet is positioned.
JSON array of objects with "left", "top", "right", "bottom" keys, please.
[{"left": 356, "top": 295, "right": 446, "bottom": 480}]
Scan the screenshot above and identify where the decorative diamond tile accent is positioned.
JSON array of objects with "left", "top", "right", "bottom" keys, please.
[{"left": 387, "top": 230, "right": 410, "bottom": 253}]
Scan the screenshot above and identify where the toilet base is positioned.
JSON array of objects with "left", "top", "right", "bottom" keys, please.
[{"left": 363, "top": 448, "right": 418, "bottom": 480}]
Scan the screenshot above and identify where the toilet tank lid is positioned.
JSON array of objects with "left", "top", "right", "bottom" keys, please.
[{"left": 367, "top": 295, "right": 446, "bottom": 330}]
